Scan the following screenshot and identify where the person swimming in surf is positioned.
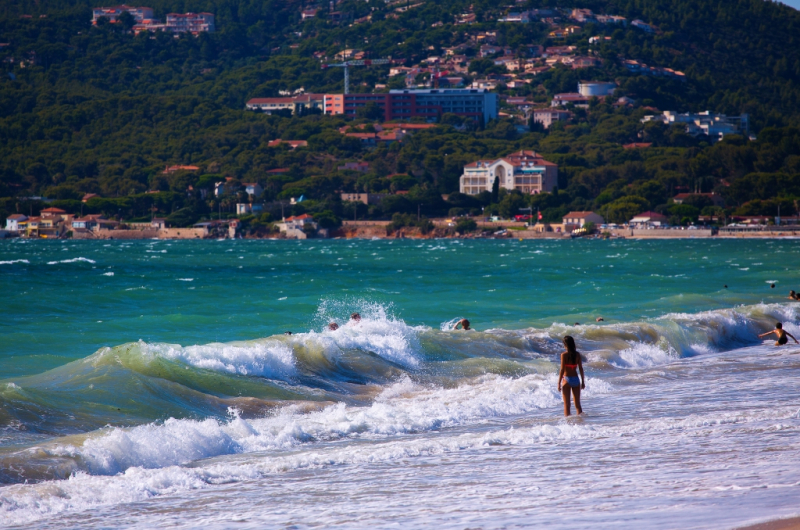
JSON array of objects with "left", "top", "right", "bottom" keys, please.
[
  {"left": 350, "top": 312, "right": 361, "bottom": 323},
  {"left": 789, "top": 290, "right": 799, "bottom": 301},
  {"left": 454, "top": 318, "right": 470, "bottom": 330},
  {"left": 758, "top": 322, "right": 798, "bottom": 346},
  {"left": 557, "top": 335, "right": 585, "bottom": 416},
  {"left": 328, "top": 322, "right": 339, "bottom": 331}
]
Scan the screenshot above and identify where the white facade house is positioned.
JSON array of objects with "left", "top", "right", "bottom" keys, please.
[
  {"left": 562, "top": 211, "right": 604, "bottom": 231},
  {"left": 243, "top": 183, "right": 264, "bottom": 197},
  {"left": 459, "top": 150, "right": 558, "bottom": 195},
  {"left": 5, "top": 214, "right": 27, "bottom": 231}
]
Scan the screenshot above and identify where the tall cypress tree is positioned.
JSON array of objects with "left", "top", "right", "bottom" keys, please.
[{"left": 491, "top": 176, "right": 499, "bottom": 204}]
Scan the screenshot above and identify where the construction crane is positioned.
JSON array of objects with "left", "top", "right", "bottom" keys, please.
[{"left": 321, "top": 58, "right": 390, "bottom": 94}]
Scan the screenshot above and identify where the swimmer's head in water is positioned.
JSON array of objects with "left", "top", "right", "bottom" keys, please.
[
  {"left": 350, "top": 312, "right": 361, "bottom": 321},
  {"left": 328, "top": 322, "right": 339, "bottom": 331},
  {"left": 284, "top": 331, "right": 293, "bottom": 335},
  {"left": 772, "top": 284, "right": 776, "bottom": 288},
  {"left": 462, "top": 319, "right": 470, "bottom": 330},
  {"left": 776, "top": 322, "right": 783, "bottom": 329}
]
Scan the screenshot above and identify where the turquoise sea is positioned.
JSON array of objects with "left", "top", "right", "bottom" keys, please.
[{"left": 1, "top": 238, "right": 800, "bottom": 528}]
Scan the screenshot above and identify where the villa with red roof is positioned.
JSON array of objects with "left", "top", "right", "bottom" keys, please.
[{"left": 459, "top": 150, "right": 558, "bottom": 195}]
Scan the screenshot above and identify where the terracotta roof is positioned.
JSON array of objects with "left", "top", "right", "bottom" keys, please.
[
  {"left": 564, "top": 211, "right": 599, "bottom": 219},
  {"left": 7, "top": 214, "right": 27, "bottom": 220},
  {"left": 632, "top": 211, "right": 668, "bottom": 219},
  {"left": 285, "top": 214, "right": 313, "bottom": 221},
  {"left": 41, "top": 207, "right": 66, "bottom": 213}
]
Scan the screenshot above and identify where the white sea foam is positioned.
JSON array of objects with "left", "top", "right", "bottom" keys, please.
[
  {"left": 609, "top": 341, "right": 678, "bottom": 369},
  {"left": 47, "top": 257, "right": 96, "bottom": 265},
  {"left": 102, "top": 272, "right": 114, "bottom": 276},
  {"left": 0, "top": 259, "right": 29, "bottom": 265},
  {"left": 312, "top": 300, "right": 425, "bottom": 368},
  {"left": 17, "top": 374, "right": 575, "bottom": 479},
  {"left": 142, "top": 340, "right": 296, "bottom": 379},
  {"left": 3, "top": 397, "right": 795, "bottom": 527}
]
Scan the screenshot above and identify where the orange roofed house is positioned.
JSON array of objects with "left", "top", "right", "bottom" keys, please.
[
  {"left": 562, "top": 211, "right": 605, "bottom": 231},
  {"left": 459, "top": 150, "right": 558, "bottom": 195}
]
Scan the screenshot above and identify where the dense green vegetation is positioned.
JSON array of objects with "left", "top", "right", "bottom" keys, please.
[{"left": 1, "top": 0, "right": 799, "bottom": 228}]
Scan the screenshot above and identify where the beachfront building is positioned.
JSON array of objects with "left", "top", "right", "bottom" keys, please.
[
  {"left": 324, "top": 89, "right": 499, "bottom": 124},
  {"left": 563, "top": 211, "right": 605, "bottom": 231},
  {"left": 459, "top": 150, "right": 558, "bottom": 195},
  {"left": 245, "top": 94, "right": 325, "bottom": 115},
  {"left": 630, "top": 211, "right": 669, "bottom": 227},
  {"left": 642, "top": 111, "right": 749, "bottom": 141},
  {"left": 5, "top": 214, "right": 27, "bottom": 231},
  {"left": 276, "top": 214, "right": 316, "bottom": 239}
]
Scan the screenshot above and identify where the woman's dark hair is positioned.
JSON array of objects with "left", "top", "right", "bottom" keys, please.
[
  {"left": 776, "top": 322, "right": 783, "bottom": 329},
  {"left": 563, "top": 335, "right": 579, "bottom": 364}
]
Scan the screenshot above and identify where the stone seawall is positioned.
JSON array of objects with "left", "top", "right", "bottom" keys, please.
[{"left": 72, "top": 228, "right": 208, "bottom": 240}]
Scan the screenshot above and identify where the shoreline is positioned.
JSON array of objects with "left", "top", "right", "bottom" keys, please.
[{"left": 736, "top": 516, "right": 800, "bottom": 530}]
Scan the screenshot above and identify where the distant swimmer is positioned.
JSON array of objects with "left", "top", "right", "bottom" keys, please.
[
  {"left": 558, "top": 336, "right": 585, "bottom": 416},
  {"left": 454, "top": 318, "right": 471, "bottom": 330},
  {"left": 328, "top": 322, "right": 339, "bottom": 331},
  {"left": 284, "top": 331, "right": 293, "bottom": 335},
  {"left": 758, "top": 322, "right": 798, "bottom": 346},
  {"left": 350, "top": 312, "right": 362, "bottom": 322},
  {"left": 772, "top": 283, "right": 776, "bottom": 289},
  {"left": 596, "top": 317, "right": 604, "bottom": 322},
  {"left": 789, "top": 290, "right": 800, "bottom": 301}
]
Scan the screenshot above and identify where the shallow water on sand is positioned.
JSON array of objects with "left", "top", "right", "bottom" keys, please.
[{"left": 1, "top": 239, "right": 799, "bottom": 528}]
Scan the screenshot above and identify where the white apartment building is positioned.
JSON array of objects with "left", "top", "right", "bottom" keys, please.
[
  {"left": 459, "top": 150, "right": 558, "bottom": 195},
  {"left": 165, "top": 12, "right": 215, "bottom": 33}
]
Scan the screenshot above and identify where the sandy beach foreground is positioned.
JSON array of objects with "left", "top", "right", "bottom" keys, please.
[{"left": 738, "top": 516, "right": 800, "bottom": 530}]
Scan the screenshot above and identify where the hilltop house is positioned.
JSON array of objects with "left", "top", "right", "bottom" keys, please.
[
  {"left": 245, "top": 94, "right": 325, "bottom": 115},
  {"left": 551, "top": 93, "right": 591, "bottom": 107},
  {"left": 243, "top": 183, "right": 264, "bottom": 197},
  {"left": 532, "top": 109, "right": 571, "bottom": 129},
  {"left": 268, "top": 139, "right": 308, "bottom": 149},
  {"left": 642, "top": 111, "right": 749, "bottom": 141},
  {"left": 673, "top": 193, "right": 725, "bottom": 207},
  {"left": 459, "top": 150, "right": 558, "bottom": 195}
]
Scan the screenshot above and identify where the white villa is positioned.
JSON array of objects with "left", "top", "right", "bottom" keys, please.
[
  {"left": 459, "top": 150, "right": 558, "bottom": 195},
  {"left": 5, "top": 214, "right": 27, "bottom": 231}
]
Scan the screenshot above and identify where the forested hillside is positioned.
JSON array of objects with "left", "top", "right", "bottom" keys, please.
[{"left": 1, "top": 0, "right": 799, "bottom": 228}]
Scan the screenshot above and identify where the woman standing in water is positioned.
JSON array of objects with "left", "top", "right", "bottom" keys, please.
[{"left": 557, "top": 336, "right": 585, "bottom": 416}]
